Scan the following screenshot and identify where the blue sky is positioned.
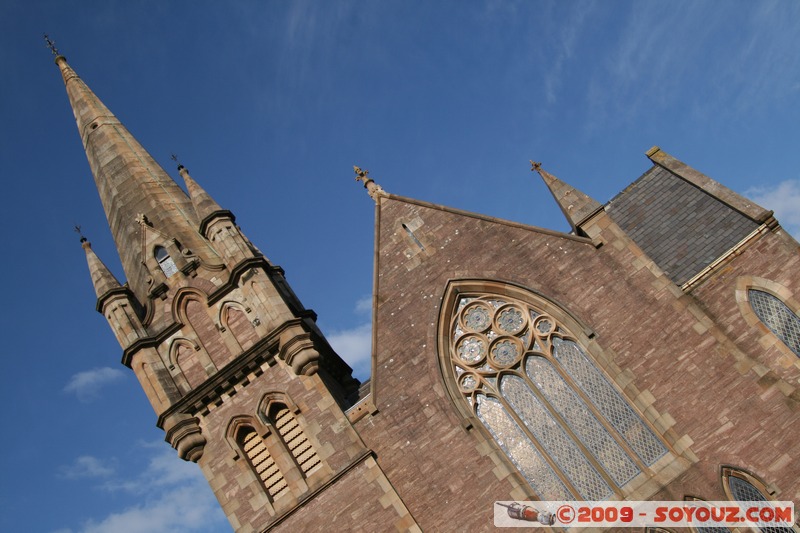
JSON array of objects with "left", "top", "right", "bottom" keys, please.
[{"left": 1, "top": 1, "right": 799, "bottom": 532}]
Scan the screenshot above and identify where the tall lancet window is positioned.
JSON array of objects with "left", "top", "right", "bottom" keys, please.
[
  {"left": 155, "top": 246, "right": 178, "bottom": 278},
  {"left": 441, "top": 287, "right": 667, "bottom": 501},
  {"left": 748, "top": 289, "right": 800, "bottom": 357}
]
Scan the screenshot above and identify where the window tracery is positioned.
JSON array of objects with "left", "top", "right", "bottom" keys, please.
[
  {"left": 446, "top": 292, "right": 667, "bottom": 500},
  {"left": 748, "top": 289, "right": 800, "bottom": 357}
]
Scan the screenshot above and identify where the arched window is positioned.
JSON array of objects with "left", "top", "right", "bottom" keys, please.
[
  {"left": 155, "top": 246, "right": 178, "bottom": 278},
  {"left": 237, "top": 426, "right": 288, "bottom": 501},
  {"left": 748, "top": 289, "right": 800, "bottom": 357},
  {"left": 222, "top": 303, "right": 259, "bottom": 351},
  {"left": 443, "top": 291, "right": 667, "bottom": 501},
  {"left": 268, "top": 403, "right": 321, "bottom": 477},
  {"left": 722, "top": 468, "right": 793, "bottom": 533}
]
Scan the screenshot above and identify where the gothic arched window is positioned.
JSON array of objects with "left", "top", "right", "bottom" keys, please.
[
  {"left": 237, "top": 425, "right": 289, "bottom": 501},
  {"left": 748, "top": 289, "right": 800, "bottom": 357},
  {"left": 268, "top": 403, "right": 321, "bottom": 477},
  {"left": 722, "top": 467, "right": 793, "bottom": 533},
  {"left": 442, "top": 288, "right": 667, "bottom": 501},
  {"left": 155, "top": 246, "right": 178, "bottom": 278}
]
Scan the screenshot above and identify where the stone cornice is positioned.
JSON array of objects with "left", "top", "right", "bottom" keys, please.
[
  {"left": 95, "top": 285, "right": 136, "bottom": 313},
  {"left": 121, "top": 322, "right": 182, "bottom": 367},
  {"left": 155, "top": 318, "right": 309, "bottom": 429},
  {"left": 199, "top": 209, "right": 236, "bottom": 237}
]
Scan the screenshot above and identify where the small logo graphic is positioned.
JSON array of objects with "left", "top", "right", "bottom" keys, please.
[{"left": 495, "top": 502, "right": 555, "bottom": 525}]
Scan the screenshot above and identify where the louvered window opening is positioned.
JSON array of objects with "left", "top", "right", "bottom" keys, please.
[
  {"left": 449, "top": 294, "right": 667, "bottom": 501},
  {"left": 749, "top": 289, "right": 800, "bottom": 357},
  {"left": 274, "top": 407, "right": 321, "bottom": 476},
  {"left": 241, "top": 429, "right": 288, "bottom": 500},
  {"left": 728, "top": 475, "right": 793, "bottom": 533}
]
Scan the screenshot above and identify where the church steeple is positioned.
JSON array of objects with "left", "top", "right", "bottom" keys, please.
[
  {"left": 58, "top": 49, "right": 364, "bottom": 531},
  {"left": 55, "top": 54, "right": 220, "bottom": 304},
  {"left": 532, "top": 161, "right": 603, "bottom": 234}
]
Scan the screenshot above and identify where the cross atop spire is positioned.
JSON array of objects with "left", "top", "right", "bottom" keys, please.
[
  {"left": 73, "top": 224, "right": 87, "bottom": 243},
  {"left": 171, "top": 153, "right": 185, "bottom": 170},
  {"left": 43, "top": 34, "right": 60, "bottom": 57}
]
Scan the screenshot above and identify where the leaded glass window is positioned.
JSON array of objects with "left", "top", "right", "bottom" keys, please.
[
  {"left": 749, "top": 289, "right": 800, "bottom": 357},
  {"left": 448, "top": 294, "right": 667, "bottom": 500},
  {"left": 726, "top": 472, "right": 793, "bottom": 533},
  {"left": 155, "top": 246, "right": 179, "bottom": 278}
]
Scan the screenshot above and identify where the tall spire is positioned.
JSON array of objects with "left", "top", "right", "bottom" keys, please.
[
  {"left": 532, "top": 161, "right": 602, "bottom": 233},
  {"left": 176, "top": 162, "right": 227, "bottom": 229},
  {"left": 81, "top": 237, "right": 122, "bottom": 299},
  {"left": 54, "top": 54, "right": 217, "bottom": 303}
]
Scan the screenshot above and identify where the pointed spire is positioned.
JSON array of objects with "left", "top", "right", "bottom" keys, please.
[
  {"left": 177, "top": 161, "right": 226, "bottom": 224},
  {"left": 54, "top": 55, "right": 219, "bottom": 303},
  {"left": 81, "top": 238, "right": 122, "bottom": 299},
  {"left": 532, "top": 161, "right": 602, "bottom": 232}
]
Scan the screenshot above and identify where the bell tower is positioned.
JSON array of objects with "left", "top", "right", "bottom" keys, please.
[{"left": 55, "top": 51, "right": 414, "bottom": 531}]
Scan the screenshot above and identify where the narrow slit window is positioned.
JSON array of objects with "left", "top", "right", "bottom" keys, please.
[
  {"left": 155, "top": 246, "right": 179, "bottom": 278},
  {"left": 402, "top": 223, "right": 425, "bottom": 251},
  {"left": 748, "top": 289, "right": 800, "bottom": 357}
]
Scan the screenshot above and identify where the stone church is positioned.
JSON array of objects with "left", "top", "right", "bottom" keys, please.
[{"left": 54, "top": 51, "right": 800, "bottom": 532}]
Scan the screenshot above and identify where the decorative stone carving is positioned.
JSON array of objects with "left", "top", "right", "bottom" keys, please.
[
  {"left": 278, "top": 323, "right": 320, "bottom": 376},
  {"left": 163, "top": 413, "right": 206, "bottom": 462}
]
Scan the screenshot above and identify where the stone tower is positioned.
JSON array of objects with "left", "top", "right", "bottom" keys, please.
[{"left": 57, "top": 55, "right": 417, "bottom": 531}]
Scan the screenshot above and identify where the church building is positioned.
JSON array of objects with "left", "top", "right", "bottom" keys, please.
[{"left": 54, "top": 51, "right": 800, "bottom": 532}]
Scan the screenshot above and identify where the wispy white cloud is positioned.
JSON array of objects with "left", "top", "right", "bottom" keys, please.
[
  {"left": 64, "top": 445, "right": 227, "bottom": 533},
  {"left": 80, "top": 484, "right": 224, "bottom": 533},
  {"left": 64, "top": 367, "right": 125, "bottom": 403},
  {"left": 354, "top": 295, "right": 373, "bottom": 314},
  {"left": 543, "top": 3, "right": 592, "bottom": 105},
  {"left": 59, "top": 456, "right": 116, "bottom": 479},
  {"left": 585, "top": 1, "right": 800, "bottom": 129},
  {"left": 327, "top": 323, "right": 372, "bottom": 379},
  {"left": 745, "top": 179, "right": 800, "bottom": 239}
]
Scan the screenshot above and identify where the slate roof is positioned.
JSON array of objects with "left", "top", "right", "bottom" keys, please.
[{"left": 606, "top": 165, "right": 759, "bottom": 285}]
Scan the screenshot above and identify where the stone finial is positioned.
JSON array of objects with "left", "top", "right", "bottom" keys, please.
[
  {"left": 354, "top": 165, "right": 385, "bottom": 201},
  {"left": 530, "top": 160, "right": 542, "bottom": 172},
  {"left": 135, "top": 213, "right": 151, "bottom": 227}
]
